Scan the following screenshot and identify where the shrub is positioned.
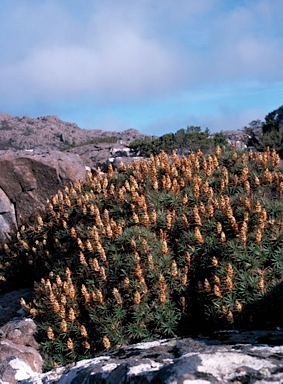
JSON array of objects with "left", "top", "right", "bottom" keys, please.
[{"left": 1, "top": 146, "right": 283, "bottom": 369}]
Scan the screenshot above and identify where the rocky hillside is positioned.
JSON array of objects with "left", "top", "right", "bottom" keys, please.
[{"left": 0, "top": 113, "right": 146, "bottom": 151}]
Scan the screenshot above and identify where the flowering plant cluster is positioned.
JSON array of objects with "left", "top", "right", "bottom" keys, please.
[{"left": 1, "top": 145, "right": 283, "bottom": 370}]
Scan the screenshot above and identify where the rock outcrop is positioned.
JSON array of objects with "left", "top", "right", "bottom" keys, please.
[
  {"left": 19, "top": 332, "right": 283, "bottom": 383},
  {"left": 0, "top": 318, "right": 42, "bottom": 384},
  {"left": 0, "top": 149, "right": 86, "bottom": 240},
  {"left": 0, "top": 113, "right": 146, "bottom": 151}
]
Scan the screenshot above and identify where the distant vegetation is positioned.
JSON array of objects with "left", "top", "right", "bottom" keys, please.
[
  {"left": 61, "top": 136, "right": 119, "bottom": 151},
  {"left": 129, "top": 105, "right": 283, "bottom": 157},
  {"left": 129, "top": 126, "right": 228, "bottom": 156},
  {"left": 244, "top": 105, "right": 283, "bottom": 156}
]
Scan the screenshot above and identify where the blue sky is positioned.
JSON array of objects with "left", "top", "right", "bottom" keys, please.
[{"left": 0, "top": 0, "right": 282, "bottom": 136}]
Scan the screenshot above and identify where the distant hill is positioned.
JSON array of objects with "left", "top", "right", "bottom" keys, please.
[{"left": 0, "top": 113, "right": 147, "bottom": 151}]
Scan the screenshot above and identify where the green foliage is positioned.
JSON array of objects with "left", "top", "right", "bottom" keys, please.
[
  {"left": 60, "top": 136, "right": 118, "bottom": 151},
  {"left": 245, "top": 106, "right": 283, "bottom": 155},
  {"left": 1, "top": 146, "right": 283, "bottom": 369},
  {"left": 129, "top": 126, "right": 228, "bottom": 156}
]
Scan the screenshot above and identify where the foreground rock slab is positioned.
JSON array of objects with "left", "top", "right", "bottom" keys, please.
[{"left": 20, "top": 333, "right": 283, "bottom": 383}]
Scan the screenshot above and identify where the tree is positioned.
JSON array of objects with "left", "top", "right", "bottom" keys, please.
[{"left": 262, "top": 105, "right": 283, "bottom": 134}]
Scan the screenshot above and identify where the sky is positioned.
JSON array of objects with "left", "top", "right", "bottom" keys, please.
[{"left": 0, "top": 0, "right": 282, "bottom": 136}]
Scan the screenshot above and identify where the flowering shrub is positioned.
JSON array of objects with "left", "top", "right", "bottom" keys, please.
[{"left": 1, "top": 146, "right": 283, "bottom": 369}]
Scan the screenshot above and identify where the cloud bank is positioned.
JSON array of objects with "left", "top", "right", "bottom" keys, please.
[{"left": 0, "top": 0, "right": 282, "bottom": 132}]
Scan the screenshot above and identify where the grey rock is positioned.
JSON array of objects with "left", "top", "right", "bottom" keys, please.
[
  {"left": 0, "top": 113, "right": 146, "bottom": 151},
  {"left": 0, "top": 187, "right": 17, "bottom": 239},
  {"left": 0, "top": 149, "right": 87, "bottom": 239},
  {"left": 0, "top": 318, "right": 42, "bottom": 384},
  {"left": 20, "top": 335, "right": 283, "bottom": 384}
]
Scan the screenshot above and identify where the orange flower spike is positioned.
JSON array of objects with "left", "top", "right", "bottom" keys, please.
[
  {"left": 195, "top": 227, "right": 204, "bottom": 244},
  {"left": 204, "top": 278, "right": 211, "bottom": 293},
  {"left": 47, "top": 326, "right": 55, "bottom": 340},
  {"left": 113, "top": 288, "right": 123, "bottom": 306},
  {"left": 171, "top": 260, "right": 178, "bottom": 278},
  {"left": 220, "top": 231, "right": 226, "bottom": 243},
  {"left": 134, "top": 291, "right": 141, "bottom": 305},
  {"left": 235, "top": 300, "right": 242, "bottom": 312}
]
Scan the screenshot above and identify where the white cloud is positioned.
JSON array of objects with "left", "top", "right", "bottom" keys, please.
[{"left": 0, "top": 0, "right": 283, "bottom": 132}]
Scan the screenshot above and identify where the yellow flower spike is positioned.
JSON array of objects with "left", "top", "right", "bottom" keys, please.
[
  {"left": 161, "top": 239, "right": 169, "bottom": 255},
  {"left": 214, "top": 285, "right": 223, "bottom": 298},
  {"left": 47, "top": 326, "right": 55, "bottom": 340},
  {"left": 193, "top": 206, "right": 202, "bottom": 227},
  {"left": 68, "top": 307, "right": 76, "bottom": 323},
  {"left": 227, "top": 263, "right": 234, "bottom": 278},
  {"left": 255, "top": 229, "right": 262, "bottom": 244},
  {"left": 147, "top": 254, "right": 154, "bottom": 270},
  {"left": 219, "top": 179, "right": 225, "bottom": 193},
  {"left": 60, "top": 293, "right": 67, "bottom": 306},
  {"left": 165, "top": 210, "right": 173, "bottom": 230},
  {"left": 222, "top": 305, "right": 228, "bottom": 315},
  {"left": 112, "top": 288, "right": 123, "bottom": 306},
  {"left": 79, "top": 252, "right": 88, "bottom": 267},
  {"left": 109, "top": 184, "right": 115, "bottom": 195},
  {"left": 226, "top": 276, "right": 233, "bottom": 292},
  {"left": 204, "top": 278, "right": 211, "bottom": 293},
  {"left": 91, "top": 258, "right": 100, "bottom": 272},
  {"left": 211, "top": 256, "right": 218, "bottom": 267},
  {"left": 135, "top": 263, "right": 143, "bottom": 280},
  {"left": 77, "top": 238, "right": 84, "bottom": 250},
  {"left": 214, "top": 275, "right": 221, "bottom": 286},
  {"left": 263, "top": 168, "right": 273, "bottom": 183},
  {"left": 199, "top": 202, "right": 206, "bottom": 215},
  {"left": 59, "top": 305, "right": 66, "bottom": 319},
  {"left": 67, "top": 337, "right": 75, "bottom": 352},
  {"left": 180, "top": 296, "right": 186, "bottom": 312},
  {"left": 85, "top": 239, "right": 94, "bottom": 252},
  {"left": 106, "top": 224, "right": 113, "bottom": 238},
  {"left": 134, "top": 291, "right": 141, "bottom": 305},
  {"left": 181, "top": 271, "right": 188, "bottom": 286},
  {"left": 132, "top": 212, "right": 139, "bottom": 225},
  {"left": 220, "top": 231, "right": 226, "bottom": 243},
  {"left": 207, "top": 187, "right": 214, "bottom": 200},
  {"left": 207, "top": 203, "right": 214, "bottom": 218},
  {"left": 235, "top": 300, "right": 242, "bottom": 312},
  {"left": 100, "top": 266, "right": 107, "bottom": 281},
  {"left": 258, "top": 275, "right": 265, "bottom": 293},
  {"left": 159, "top": 274, "right": 166, "bottom": 291},
  {"left": 241, "top": 165, "right": 249, "bottom": 182},
  {"left": 185, "top": 251, "right": 191, "bottom": 266},
  {"left": 244, "top": 180, "right": 250, "bottom": 193},
  {"left": 193, "top": 184, "right": 200, "bottom": 200},
  {"left": 103, "top": 335, "right": 111, "bottom": 350},
  {"left": 159, "top": 292, "right": 166, "bottom": 305},
  {"left": 254, "top": 175, "right": 260, "bottom": 187},
  {"left": 140, "top": 279, "right": 148, "bottom": 294},
  {"left": 226, "top": 311, "right": 234, "bottom": 324},
  {"left": 123, "top": 277, "right": 130, "bottom": 290},
  {"left": 182, "top": 214, "right": 189, "bottom": 229},
  {"left": 81, "top": 284, "right": 91, "bottom": 304},
  {"left": 60, "top": 319, "right": 67, "bottom": 333},
  {"left": 215, "top": 145, "right": 221, "bottom": 157},
  {"left": 96, "top": 290, "right": 104, "bottom": 305},
  {"left": 241, "top": 153, "right": 247, "bottom": 163},
  {"left": 226, "top": 205, "right": 233, "bottom": 219},
  {"left": 171, "top": 260, "right": 178, "bottom": 278},
  {"left": 83, "top": 341, "right": 91, "bottom": 350},
  {"left": 195, "top": 227, "right": 204, "bottom": 244}
]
